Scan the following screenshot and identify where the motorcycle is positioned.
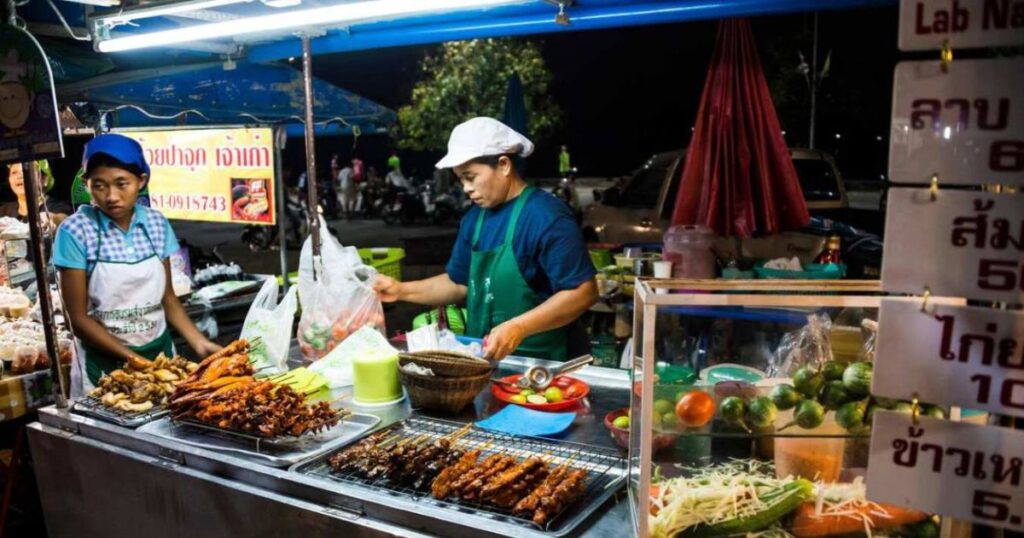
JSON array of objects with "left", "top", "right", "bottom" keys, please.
[
  {"left": 382, "top": 182, "right": 427, "bottom": 226},
  {"left": 553, "top": 167, "right": 582, "bottom": 220}
]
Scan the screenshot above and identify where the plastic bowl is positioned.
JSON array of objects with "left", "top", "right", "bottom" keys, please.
[
  {"left": 603, "top": 408, "right": 676, "bottom": 453},
  {"left": 490, "top": 375, "right": 588, "bottom": 412}
]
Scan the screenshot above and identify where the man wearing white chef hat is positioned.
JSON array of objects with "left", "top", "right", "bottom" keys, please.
[{"left": 374, "top": 117, "right": 597, "bottom": 361}]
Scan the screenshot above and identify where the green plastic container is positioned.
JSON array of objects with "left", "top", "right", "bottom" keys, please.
[
  {"left": 359, "top": 247, "right": 405, "bottom": 281},
  {"left": 588, "top": 248, "right": 613, "bottom": 270},
  {"left": 754, "top": 261, "right": 846, "bottom": 280}
]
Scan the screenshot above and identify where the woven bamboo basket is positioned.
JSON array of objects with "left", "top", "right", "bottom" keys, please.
[{"left": 399, "top": 369, "right": 492, "bottom": 413}]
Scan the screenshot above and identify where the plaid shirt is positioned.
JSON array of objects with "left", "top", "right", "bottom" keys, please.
[{"left": 53, "top": 204, "right": 178, "bottom": 274}]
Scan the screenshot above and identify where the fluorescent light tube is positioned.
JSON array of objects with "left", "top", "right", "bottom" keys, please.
[
  {"left": 96, "top": 0, "right": 528, "bottom": 52},
  {"left": 101, "top": 0, "right": 253, "bottom": 25}
]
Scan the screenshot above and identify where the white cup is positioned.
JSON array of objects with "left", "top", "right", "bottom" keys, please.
[{"left": 653, "top": 260, "right": 673, "bottom": 294}]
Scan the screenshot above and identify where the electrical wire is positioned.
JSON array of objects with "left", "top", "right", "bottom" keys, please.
[{"left": 46, "top": 0, "right": 91, "bottom": 41}]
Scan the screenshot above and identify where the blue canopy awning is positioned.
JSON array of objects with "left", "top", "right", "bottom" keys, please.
[
  {"left": 25, "top": 0, "right": 895, "bottom": 64},
  {"left": 57, "top": 61, "right": 395, "bottom": 135}
]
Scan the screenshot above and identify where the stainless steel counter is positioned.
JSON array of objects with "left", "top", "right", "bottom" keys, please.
[{"left": 28, "top": 355, "right": 634, "bottom": 538}]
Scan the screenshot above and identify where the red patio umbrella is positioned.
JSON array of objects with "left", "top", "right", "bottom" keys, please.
[{"left": 671, "top": 18, "right": 810, "bottom": 238}]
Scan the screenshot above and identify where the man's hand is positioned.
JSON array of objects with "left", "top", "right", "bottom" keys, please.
[
  {"left": 483, "top": 319, "right": 527, "bottom": 361},
  {"left": 189, "top": 337, "right": 222, "bottom": 360},
  {"left": 373, "top": 274, "right": 403, "bottom": 303}
]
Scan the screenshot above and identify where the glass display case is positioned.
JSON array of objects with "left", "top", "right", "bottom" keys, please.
[{"left": 627, "top": 279, "right": 963, "bottom": 538}]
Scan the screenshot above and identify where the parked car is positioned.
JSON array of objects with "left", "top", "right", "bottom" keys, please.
[{"left": 582, "top": 148, "right": 855, "bottom": 244}]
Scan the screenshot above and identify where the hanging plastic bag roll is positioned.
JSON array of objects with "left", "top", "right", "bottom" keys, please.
[
  {"left": 297, "top": 216, "right": 386, "bottom": 362},
  {"left": 240, "top": 277, "right": 299, "bottom": 374}
]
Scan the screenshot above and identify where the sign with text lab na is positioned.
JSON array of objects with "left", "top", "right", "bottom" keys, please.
[{"left": 123, "top": 128, "right": 275, "bottom": 225}]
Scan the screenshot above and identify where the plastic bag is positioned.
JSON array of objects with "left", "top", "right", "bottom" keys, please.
[
  {"left": 193, "top": 295, "right": 219, "bottom": 340},
  {"left": 309, "top": 325, "right": 396, "bottom": 388},
  {"left": 240, "top": 278, "right": 299, "bottom": 373},
  {"left": 767, "top": 313, "right": 833, "bottom": 377},
  {"left": 859, "top": 319, "right": 878, "bottom": 363},
  {"left": 297, "top": 217, "right": 385, "bottom": 362}
]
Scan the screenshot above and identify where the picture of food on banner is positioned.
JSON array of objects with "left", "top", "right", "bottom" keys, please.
[{"left": 230, "top": 178, "right": 273, "bottom": 223}]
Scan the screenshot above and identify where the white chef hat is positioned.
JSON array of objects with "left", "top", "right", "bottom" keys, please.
[{"left": 435, "top": 117, "right": 534, "bottom": 169}]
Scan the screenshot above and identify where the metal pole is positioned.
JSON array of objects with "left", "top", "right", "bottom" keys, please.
[
  {"left": 301, "top": 35, "right": 321, "bottom": 261},
  {"left": 274, "top": 126, "right": 289, "bottom": 293},
  {"left": 808, "top": 11, "right": 818, "bottom": 149},
  {"left": 23, "top": 162, "right": 68, "bottom": 407}
]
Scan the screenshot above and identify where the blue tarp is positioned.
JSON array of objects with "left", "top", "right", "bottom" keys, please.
[{"left": 58, "top": 61, "right": 395, "bottom": 134}]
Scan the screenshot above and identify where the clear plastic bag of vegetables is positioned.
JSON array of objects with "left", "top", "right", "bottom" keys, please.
[
  {"left": 767, "top": 313, "right": 833, "bottom": 378},
  {"left": 240, "top": 277, "right": 298, "bottom": 373},
  {"left": 297, "top": 217, "right": 386, "bottom": 362}
]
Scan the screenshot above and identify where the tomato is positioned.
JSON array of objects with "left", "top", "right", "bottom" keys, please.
[
  {"left": 675, "top": 390, "right": 716, "bottom": 427},
  {"left": 331, "top": 324, "right": 349, "bottom": 341},
  {"left": 299, "top": 343, "right": 314, "bottom": 357}
]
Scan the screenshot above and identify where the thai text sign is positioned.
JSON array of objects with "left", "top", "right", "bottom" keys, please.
[
  {"left": 888, "top": 59, "right": 1024, "bottom": 185},
  {"left": 867, "top": 411, "right": 1024, "bottom": 531},
  {"left": 122, "top": 128, "right": 275, "bottom": 225},
  {"left": 874, "top": 299, "right": 1024, "bottom": 418},
  {"left": 881, "top": 188, "right": 1024, "bottom": 303},
  {"left": 900, "top": 0, "right": 1024, "bottom": 50}
]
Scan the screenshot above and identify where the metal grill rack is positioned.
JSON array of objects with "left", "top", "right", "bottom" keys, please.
[
  {"left": 72, "top": 396, "right": 168, "bottom": 428},
  {"left": 170, "top": 416, "right": 342, "bottom": 454},
  {"left": 294, "top": 416, "right": 627, "bottom": 536}
]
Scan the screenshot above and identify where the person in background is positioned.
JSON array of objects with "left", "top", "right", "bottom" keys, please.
[
  {"left": 330, "top": 153, "right": 340, "bottom": 186},
  {"left": 558, "top": 145, "right": 572, "bottom": 177},
  {"left": 1, "top": 162, "right": 67, "bottom": 229},
  {"left": 386, "top": 160, "right": 409, "bottom": 190},
  {"left": 54, "top": 134, "right": 220, "bottom": 386},
  {"left": 387, "top": 150, "right": 401, "bottom": 176},
  {"left": 337, "top": 161, "right": 356, "bottom": 218}
]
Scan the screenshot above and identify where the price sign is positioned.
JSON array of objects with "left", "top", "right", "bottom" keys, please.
[
  {"left": 900, "top": 0, "right": 1024, "bottom": 50},
  {"left": 888, "top": 58, "right": 1024, "bottom": 185},
  {"left": 874, "top": 299, "right": 1024, "bottom": 418},
  {"left": 881, "top": 188, "right": 1024, "bottom": 303},
  {"left": 867, "top": 411, "right": 1024, "bottom": 531}
]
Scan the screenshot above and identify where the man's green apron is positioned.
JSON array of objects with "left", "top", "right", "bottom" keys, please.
[
  {"left": 465, "top": 187, "right": 568, "bottom": 361},
  {"left": 79, "top": 211, "right": 174, "bottom": 385}
]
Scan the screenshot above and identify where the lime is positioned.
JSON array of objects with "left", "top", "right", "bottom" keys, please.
[
  {"left": 836, "top": 401, "right": 868, "bottom": 431},
  {"left": 653, "top": 399, "right": 674, "bottom": 416},
  {"left": 526, "top": 394, "right": 548, "bottom": 405},
  {"left": 794, "top": 367, "right": 825, "bottom": 398},
  {"left": 544, "top": 387, "right": 564, "bottom": 403},
  {"left": 820, "top": 381, "right": 851, "bottom": 410},
  {"left": 651, "top": 412, "right": 663, "bottom": 429},
  {"left": 612, "top": 416, "right": 630, "bottom": 429},
  {"left": 746, "top": 397, "right": 778, "bottom": 428},
  {"left": 662, "top": 412, "right": 680, "bottom": 429},
  {"left": 519, "top": 389, "right": 535, "bottom": 398},
  {"left": 794, "top": 400, "right": 826, "bottom": 429},
  {"left": 509, "top": 394, "right": 527, "bottom": 404},
  {"left": 822, "top": 361, "right": 847, "bottom": 381},
  {"left": 674, "top": 390, "right": 688, "bottom": 403},
  {"left": 719, "top": 396, "right": 746, "bottom": 423},
  {"left": 769, "top": 384, "right": 802, "bottom": 410}
]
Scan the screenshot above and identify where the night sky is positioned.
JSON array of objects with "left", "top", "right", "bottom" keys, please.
[{"left": 300, "top": 5, "right": 901, "bottom": 182}]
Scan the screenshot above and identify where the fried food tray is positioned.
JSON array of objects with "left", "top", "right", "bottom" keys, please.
[
  {"left": 291, "top": 416, "right": 627, "bottom": 537},
  {"left": 71, "top": 396, "right": 169, "bottom": 428},
  {"left": 136, "top": 413, "right": 380, "bottom": 468}
]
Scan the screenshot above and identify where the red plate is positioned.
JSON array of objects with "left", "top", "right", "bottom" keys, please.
[{"left": 490, "top": 375, "right": 590, "bottom": 412}]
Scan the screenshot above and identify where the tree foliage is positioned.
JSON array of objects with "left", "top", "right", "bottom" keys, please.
[{"left": 394, "top": 39, "right": 562, "bottom": 151}]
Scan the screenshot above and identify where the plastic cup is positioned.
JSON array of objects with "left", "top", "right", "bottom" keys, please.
[
  {"left": 653, "top": 260, "right": 673, "bottom": 294},
  {"left": 352, "top": 348, "right": 402, "bottom": 405}
]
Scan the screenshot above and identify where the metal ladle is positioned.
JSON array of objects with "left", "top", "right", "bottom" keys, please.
[{"left": 517, "top": 355, "right": 594, "bottom": 391}]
